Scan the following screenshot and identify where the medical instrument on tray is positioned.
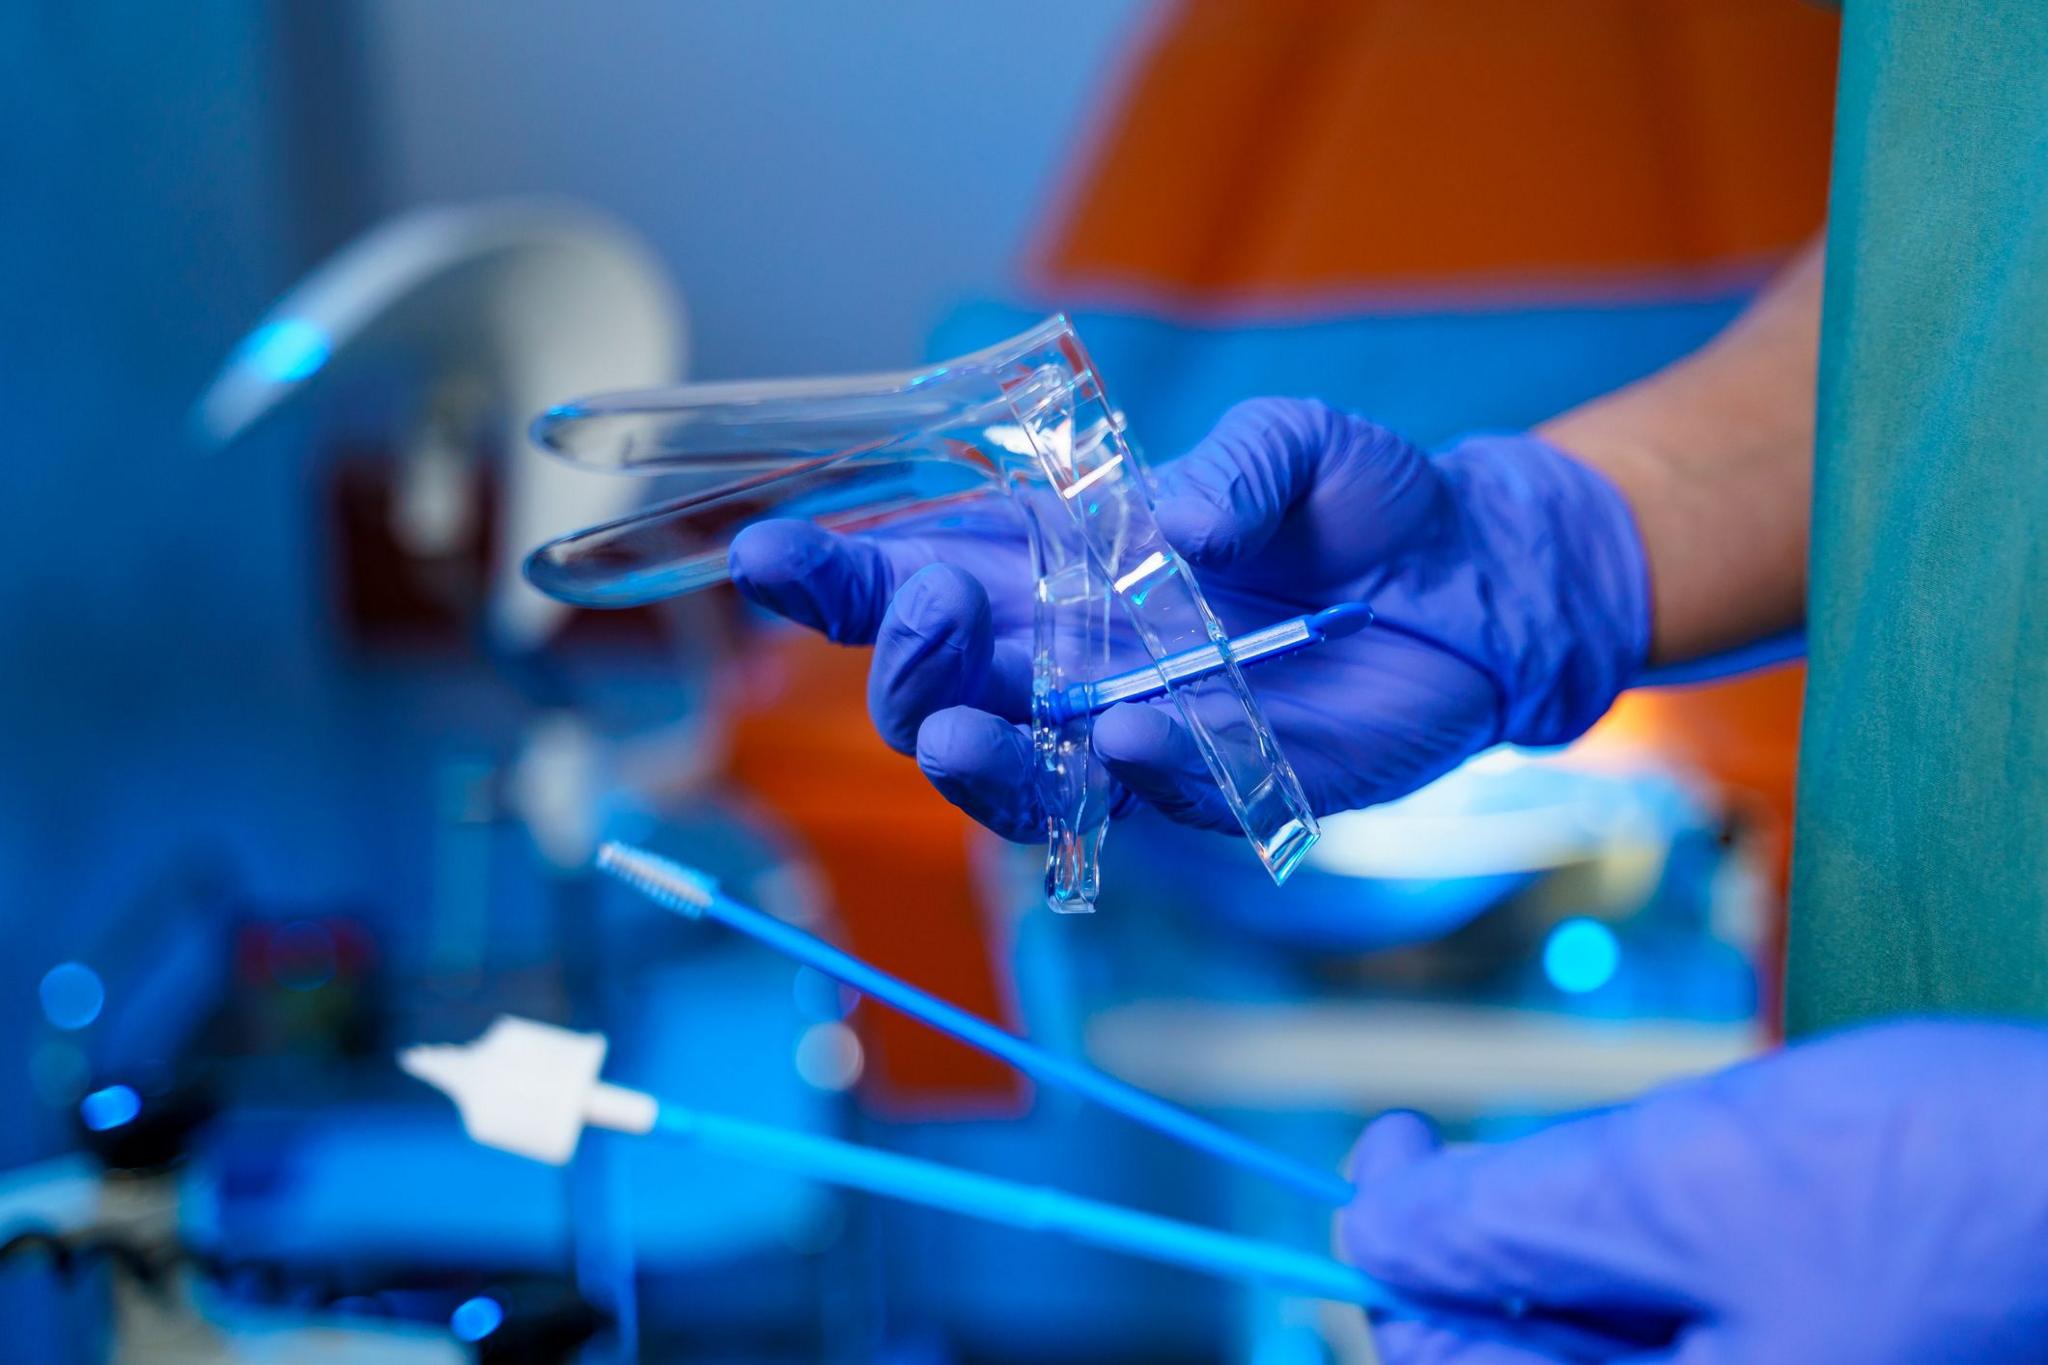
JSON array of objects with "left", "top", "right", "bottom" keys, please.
[
  {"left": 596, "top": 840, "right": 1354, "bottom": 1205},
  {"left": 1048, "top": 603, "right": 1372, "bottom": 723},
  {"left": 195, "top": 200, "right": 684, "bottom": 649},
  {"left": 520, "top": 316, "right": 1317, "bottom": 914},
  {"left": 401, "top": 1016, "right": 1401, "bottom": 1311}
]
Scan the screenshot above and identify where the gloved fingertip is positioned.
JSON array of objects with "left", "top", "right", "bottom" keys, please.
[
  {"left": 1346, "top": 1109, "right": 1442, "bottom": 1187},
  {"left": 728, "top": 519, "right": 831, "bottom": 588},
  {"left": 1152, "top": 489, "right": 1241, "bottom": 568},
  {"left": 1337, "top": 1113, "right": 1448, "bottom": 1278},
  {"left": 869, "top": 565, "right": 994, "bottom": 754},
  {"left": 1369, "top": 1319, "right": 1556, "bottom": 1365},
  {"left": 1091, "top": 702, "right": 1236, "bottom": 831},
  {"left": 893, "top": 562, "right": 991, "bottom": 632},
  {"left": 1367, "top": 1320, "right": 1444, "bottom": 1365},
  {"left": 914, "top": 703, "right": 1001, "bottom": 760},
  {"left": 728, "top": 520, "right": 842, "bottom": 636},
  {"left": 1088, "top": 701, "right": 1181, "bottom": 768},
  {"left": 1152, "top": 397, "right": 1327, "bottom": 565},
  {"left": 729, "top": 519, "right": 902, "bottom": 644},
  {"left": 977, "top": 640, "right": 1036, "bottom": 722},
  {"left": 914, "top": 708, "right": 1042, "bottom": 842}
]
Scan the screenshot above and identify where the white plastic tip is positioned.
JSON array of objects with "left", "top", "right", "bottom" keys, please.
[
  {"left": 595, "top": 842, "right": 717, "bottom": 915},
  {"left": 400, "top": 1015, "right": 655, "bottom": 1165}
]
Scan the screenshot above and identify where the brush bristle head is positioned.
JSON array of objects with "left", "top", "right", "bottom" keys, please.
[{"left": 596, "top": 841, "right": 716, "bottom": 916}]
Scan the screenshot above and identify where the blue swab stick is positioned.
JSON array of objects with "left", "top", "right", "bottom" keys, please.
[
  {"left": 1049, "top": 603, "right": 1372, "bottom": 723},
  {"left": 401, "top": 1016, "right": 1398, "bottom": 1309},
  {"left": 596, "top": 841, "right": 1356, "bottom": 1206},
  {"left": 653, "top": 1099, "right": 1396, "bottom": 1307}
]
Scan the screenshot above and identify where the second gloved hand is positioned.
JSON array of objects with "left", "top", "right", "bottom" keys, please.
[
  {"left": 727, "top": 397, "right": 1649, "bottom": 840},
  {"left": 1340, "top": 1019, "right": 2048, "bottom": 1364}
]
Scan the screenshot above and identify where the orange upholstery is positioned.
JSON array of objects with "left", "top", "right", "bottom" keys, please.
[
  {"left": 1039, "top": 0, "right": 1837, "bottom": 295},
  {"left": 725, "top": 632, "right": 1023, "bottom": 1112}
]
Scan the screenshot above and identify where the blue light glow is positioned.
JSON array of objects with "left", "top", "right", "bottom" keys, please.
[
  {"left": 237, "top": 318, "right": 331, "bottom": 384},
  {"left": 79, "top": 1084, "right": 141, "bottom": 1132},
  {"left": 451, "top": 1295, "right": 505, "bottom": 1342},
  {"left": 1543, "top": 918, "right": 1621, "bottom": 995},
  {"left": 39, "top": 961, "right": 105, "bottom": 1030}
]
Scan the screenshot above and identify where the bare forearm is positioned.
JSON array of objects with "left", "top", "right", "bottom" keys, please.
[{"left": 1540, "top": 241, "right": 1822, "bottom": 664}]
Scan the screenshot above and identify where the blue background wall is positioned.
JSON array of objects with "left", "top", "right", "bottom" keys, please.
[{"left": 357, "top": 0, "right": 1147, "bottom": 378}]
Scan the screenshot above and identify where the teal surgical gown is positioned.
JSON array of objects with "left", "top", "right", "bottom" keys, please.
[{"left": 1788, "top": 0, "right": 2048, "bottom": 1033}]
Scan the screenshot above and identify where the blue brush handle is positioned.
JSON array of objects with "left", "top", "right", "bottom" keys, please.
[{"left": 599, "top": 843, "right": 1356, "bottom": 1206}]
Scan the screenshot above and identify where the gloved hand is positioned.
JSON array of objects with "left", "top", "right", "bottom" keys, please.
[
  {"left": 727, "top": 397, "right": 1648, "bottom": 840},
  {"left": 1340, "top": 1019, "right": 2048, "bottom": 1364}
]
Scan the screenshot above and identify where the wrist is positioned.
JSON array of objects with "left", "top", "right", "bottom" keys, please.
[{"left": 1438, "top": 433, "right": 1652, "bottom": 746}]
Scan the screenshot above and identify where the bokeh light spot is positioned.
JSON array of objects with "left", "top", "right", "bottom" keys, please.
[{"left": 1543, "top": 918, "right": 1621, "bottom": 995}]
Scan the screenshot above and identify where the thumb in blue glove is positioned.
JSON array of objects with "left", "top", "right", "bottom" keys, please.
[
  {"left": 729, "top": 397, "right": 1649, "bottom": 840},
  {"left": 1340, "top": 1019, "right": 2048, "bottom": 1364}
]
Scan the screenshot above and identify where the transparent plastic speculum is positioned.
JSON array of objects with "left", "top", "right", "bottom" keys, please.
[{"left": 525, "top": 316, "right": 1317, "bottom": 912}]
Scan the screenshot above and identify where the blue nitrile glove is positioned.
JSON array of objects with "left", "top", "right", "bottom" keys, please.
[
  {"left": 1340, "top": 1019, "right": 2048, "bottom": 1364},
  {"left": 727, "top": 397, "right": 1648, "bottom": 840}
]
